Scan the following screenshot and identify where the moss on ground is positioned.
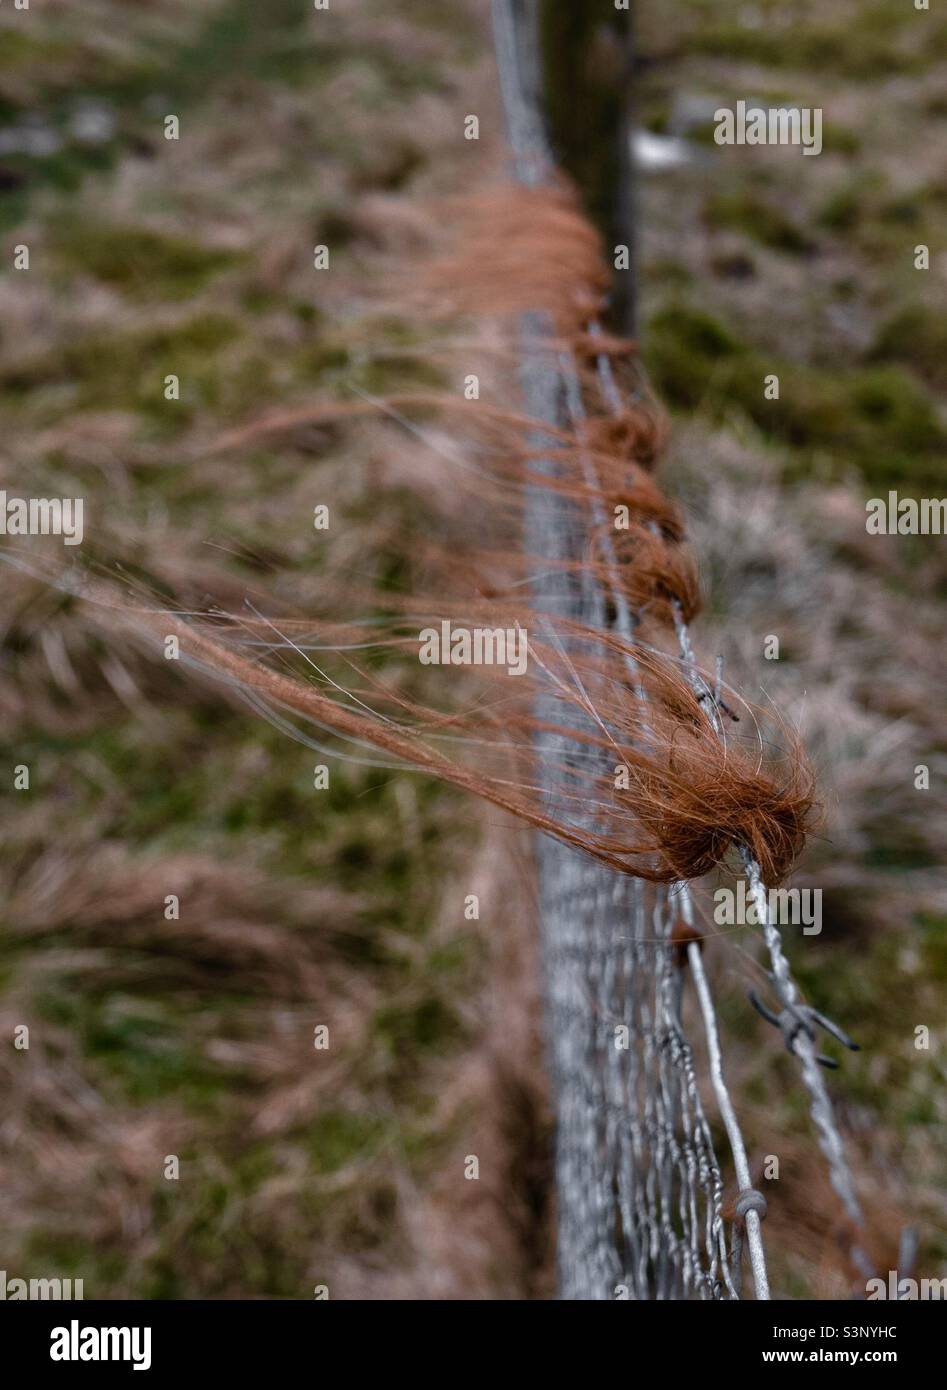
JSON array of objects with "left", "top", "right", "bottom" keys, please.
[{"left": 645, "top": 304, "right": 947, "bottom": 489}]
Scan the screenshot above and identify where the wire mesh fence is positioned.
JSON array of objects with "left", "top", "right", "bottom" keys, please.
[{"left": 493, "top": 0, "right": 867, "bottom": 1300}]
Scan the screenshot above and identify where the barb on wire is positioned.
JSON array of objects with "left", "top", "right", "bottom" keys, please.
[
  {"left": 741, "top": 851, "right": 869, "bottom": 1255},
  {"left": 748, "top": 987, "right": 860, "bottom": 1069}
]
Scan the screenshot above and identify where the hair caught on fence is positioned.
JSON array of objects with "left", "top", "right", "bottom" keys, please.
[{"left": 63, "top": 179, "right": 815, "bottom": 886}]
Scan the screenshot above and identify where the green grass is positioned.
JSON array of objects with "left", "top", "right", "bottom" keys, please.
[
  {"left": 868, "top": 303, "right": 947, "bottom": 390},
  {"left": 0, "top": 0, "right": 487, "bottom": 1299},
  {"left": 686, "top": 0, "right": 947, "bottom": 77},
  {"left": 644, "top": 303, "right": 947, "bottom": 488},
  {"left": 56, "top": 224, "right": 243, "bottom": 300},
  {"left": 705, "top": 189, "right": 815, "bottom": 255}
]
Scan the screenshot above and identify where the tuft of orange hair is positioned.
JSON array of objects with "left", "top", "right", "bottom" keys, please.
[{"left": 73, "top": 180, "right": 815, "bottom": 888}]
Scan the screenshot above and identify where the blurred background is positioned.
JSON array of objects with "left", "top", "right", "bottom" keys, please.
[{"left": 0, "top": 0, "right": 944, "bottom": 1298}]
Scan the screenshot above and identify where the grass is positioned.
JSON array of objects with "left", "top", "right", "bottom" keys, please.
[
  {"left": 644, "top": 304, "right": 947, "bottom": 488},
  {"left": 638, "top": 0, "right": 947, "bottom": 1294},
  {"left": 55, "top": 224, "right": 244, "bottom": 299},
  {"left": 0, "top": 0, "right": 943, "bottom": 1302},
  {"left": 682, "top": 0, "right": 947, "bottom": 77},
  {"left": 0, "top": 0, "right": 516, "bottom": 1301},
  {"left": 704, "top": 189, "right": 815, "bottom": 255}
]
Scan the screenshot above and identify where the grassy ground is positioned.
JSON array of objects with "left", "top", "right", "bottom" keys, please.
[
  {"left": 637, "top": 0, "right": 947, "bottom": 1293},
  {"left": 0, "top": 0, "right": 552, "bottom": 1300},
  {"left": 0, "top": 0, "right": 943, "bottom": 1299}
]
